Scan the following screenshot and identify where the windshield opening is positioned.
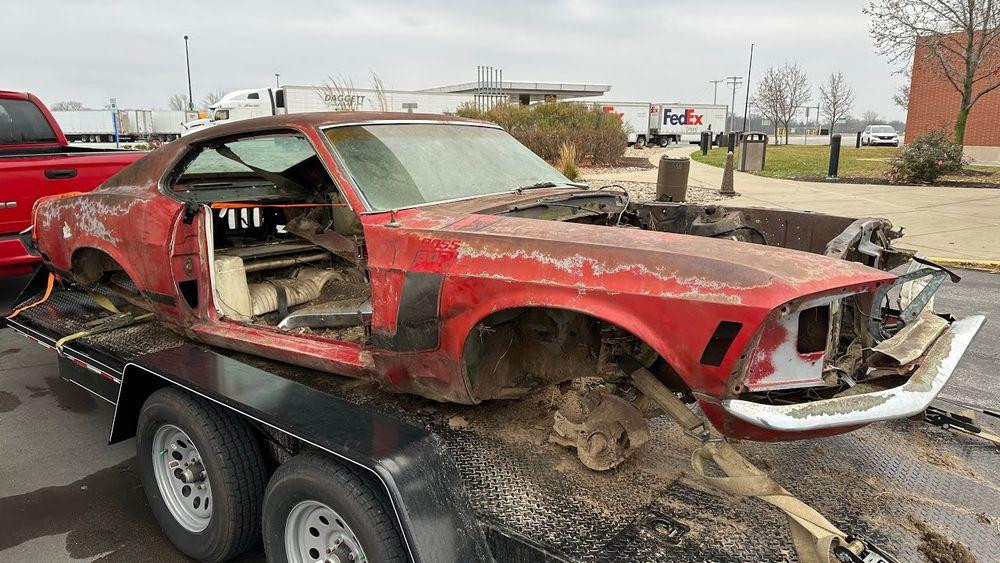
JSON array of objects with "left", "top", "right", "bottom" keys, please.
[
  {"left": 871, "top": 126, "right": 894, "bottom": 134},
  {"left": 324, "top": 123, "right": 569, "bottom": 211}
]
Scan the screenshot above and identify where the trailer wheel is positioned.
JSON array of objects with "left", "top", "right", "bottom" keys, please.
[
  {"left": 659, "top": 137, "right": 670, "bottom": 147},
  {"left": 634, "top": 136, "right": 646, "bottom": 148},
  {"left": 263, "top": 454, "right": 406, "bottom": 563},
  {"left": 136, "top": 387, "right": 266, "bottom": 562}
]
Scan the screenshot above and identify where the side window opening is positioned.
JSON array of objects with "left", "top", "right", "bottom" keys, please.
[{"left": 247, "top": 93, "right": 260, "bottom": 100}]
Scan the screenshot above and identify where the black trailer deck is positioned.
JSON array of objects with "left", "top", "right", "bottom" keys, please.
[{"left": 6, "top": 281, "right": 999, "bottom": 562}]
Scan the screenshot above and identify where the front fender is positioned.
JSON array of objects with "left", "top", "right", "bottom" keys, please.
[{"left": 436, "top": 275, "right": 772, "bottom": 399}]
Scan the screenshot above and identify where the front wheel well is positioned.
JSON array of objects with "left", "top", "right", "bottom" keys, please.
[
  {"left": 70, "top": 247, "right": 124, "bottom": 285},
  {"left": 461, "top": 307, "right": 689, "bottom": 402}
]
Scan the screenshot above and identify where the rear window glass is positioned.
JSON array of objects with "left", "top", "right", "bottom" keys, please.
[
  {"left": 0, "top": 99, "right": 58, "bottom": 144},
  {"left": 170, "top": 134, "right": 321, "bottom": 203}
]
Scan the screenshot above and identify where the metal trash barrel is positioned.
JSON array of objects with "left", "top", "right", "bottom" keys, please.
[
  {"left": 738, "top": 132, "right": 769, "bottom": 172},
  {"left": 656, "top": 156, "right": 689, "bottom": 202}
]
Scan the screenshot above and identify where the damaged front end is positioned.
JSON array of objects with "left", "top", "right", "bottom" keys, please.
[{"left": 629, "top": 203, "right": 985, "bottom": 439}]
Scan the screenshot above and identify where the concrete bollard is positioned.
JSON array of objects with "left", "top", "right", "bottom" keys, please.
[
  {"left": 727, "top": 132, "right": 737, "bottom": 153},
  {"left": 855, "top": 131, "right": 862, "bottom": 149},
  {"left": 700, "top": 132, "right": 711, "bottom": 155},
  {"left": 721, "top": 151, "right": 737, "bottom": 195}
]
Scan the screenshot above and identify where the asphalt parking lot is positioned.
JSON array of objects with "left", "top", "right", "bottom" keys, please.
[{"left": 0, "top": 268, "right": 996, "bottom": 561}]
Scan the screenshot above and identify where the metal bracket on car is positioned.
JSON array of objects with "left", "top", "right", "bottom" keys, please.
[
  {"left": 833, "top": 535, "right": 899, "bottom": 563},
  {"left": 924, "top": 405, "right": 1000, "bottom": 447},
  {"left": 868, "top": 267, "right": 949, "bottom": 342}
]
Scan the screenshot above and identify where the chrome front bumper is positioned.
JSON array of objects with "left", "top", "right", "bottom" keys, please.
[{"left": 721, "top": 315, "right": 985, "bottom": 432}]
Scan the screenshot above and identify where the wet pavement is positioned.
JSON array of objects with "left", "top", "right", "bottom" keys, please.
[{"left": 0, "top": 269, "right": 995, "bottom": 561}]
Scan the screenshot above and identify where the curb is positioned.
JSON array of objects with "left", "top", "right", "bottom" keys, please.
[{"left": 928, "top": 257, "right": 1000, "bottom": 274}]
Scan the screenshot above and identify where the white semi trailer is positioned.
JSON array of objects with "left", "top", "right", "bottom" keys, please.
[
  {"left": 592, "top": 102, "right": 728, "bottom": 147},
  {"left": 182, "top": 86, "right": 474, "bottom": 135},
  {"left": 647, "top": 103, "right": 728, "bottom": 146},
  {"left": 52, "top": 110, "right": 195, "bottom": 142}
]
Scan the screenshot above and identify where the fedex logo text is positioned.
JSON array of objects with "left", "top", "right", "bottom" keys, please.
[{"left": 664, "top": 108, "right": 703, "bottom": 126}]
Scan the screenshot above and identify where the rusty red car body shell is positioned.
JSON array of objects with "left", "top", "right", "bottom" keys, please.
[{"left": 31, "top": 112, "right": 897, "bottom": 440}]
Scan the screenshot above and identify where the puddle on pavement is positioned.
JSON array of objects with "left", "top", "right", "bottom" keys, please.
[
  {"left": 0, "top": 458, "right": 265, "bottom": 562},
  {"left": 24, "top": 376, "right": 96, "bottom": 414},
  {"left": 0, "top": 390, "right": 21, "bottom": 413}
]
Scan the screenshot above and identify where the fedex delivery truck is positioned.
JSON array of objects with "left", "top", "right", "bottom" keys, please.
[
  {"left": 596, "top": 102, "right": 651, "bottom": 145},
  {"left": 648, "top": 103, "right": 728, "bottom": 145},
  {"left": 182, "top": 86, "right": 474, "bottom": 135}
]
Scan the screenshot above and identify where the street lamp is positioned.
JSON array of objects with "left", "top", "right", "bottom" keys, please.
[{"left": 184, "top": 35, "right": 194, "bottom": 112}]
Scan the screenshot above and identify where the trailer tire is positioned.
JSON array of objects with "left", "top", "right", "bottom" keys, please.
[
  {"left": 659, "top": 137, "right": 670, "bottom": 147},
  {"left": 136, "top": 387, "right": 266, "bottom": 562},
  {"left": 634, "top": 136, "right": 646, "bottom": 148},
  {"left": 262, "top": 454, "right": 406, "bottom": 563}
]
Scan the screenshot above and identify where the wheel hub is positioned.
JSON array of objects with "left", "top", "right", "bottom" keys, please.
[
  {"left": 285, "top": 500, "right": 367, "bottom": 563},
  {"left": 152, "top": 424, "right": 213, "bottom": 532}
]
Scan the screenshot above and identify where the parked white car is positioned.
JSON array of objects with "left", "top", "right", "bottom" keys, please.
[{"left": 862, "top": 125, "right": 900, "bottom": 146}]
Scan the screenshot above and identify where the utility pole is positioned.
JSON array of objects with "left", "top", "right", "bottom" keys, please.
[
  {"left": 725, "top": 76, "right": 743, "bottom": 135},
  {"left": 183, "top": 35, "right": 193, "bottom": 112},
  {"left": 709, "top": 79, "right": 723, "bottom": 104},
  {"left": 274, "top": 73, "right": 280, "bottom": 88},
  {"left": 742, "top": 43, "right": 754, "bottom": 133}
]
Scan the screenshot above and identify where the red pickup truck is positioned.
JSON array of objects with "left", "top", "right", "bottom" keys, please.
[{"left": 0, "top": 90, "right": 144, "bottom": 276}]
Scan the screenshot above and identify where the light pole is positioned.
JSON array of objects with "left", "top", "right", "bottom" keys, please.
[
  {"left": 742, "top": 43, "right": 754, "bottom": 133},
  {"left": 275, "top": 73, "right": 280, "bottom": 88},
  {"left": 183, "top": 35, "right": 193, "bottom": 112}
]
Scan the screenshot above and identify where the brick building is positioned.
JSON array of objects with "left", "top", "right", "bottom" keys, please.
[{"left": 906, "top": 32, "right": 1000, "bottom": 164}]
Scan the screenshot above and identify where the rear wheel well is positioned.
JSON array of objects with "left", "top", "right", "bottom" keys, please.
[{"left": 462, "top": 307, "right": 689, "bottom": 402}]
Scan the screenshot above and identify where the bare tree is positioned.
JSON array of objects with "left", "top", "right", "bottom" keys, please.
[
  {"left": 894, "top": 84, "right": 911, "bottom": 110},
  {"left": 200, "top": 88, "right": 228, "bottom": 110},
  {"left": 865, "top": 0, "right": 1000, "bottom": 144},
  {"left": 49, "top": 101, "right": 86, "bottom": 111},
  {"left": 863, "top": 110, "right": 881, "bottom": 125},
  {"left": 751, "top": 62, "right": 811, "bottom": 144},
  {"left": 819, "top": 71, "right": 856, "bottom": 136},
  {"left": 168, "top": 94, "right": 190, "bottom": 111},
  {"left": 751, "top": 67, "right": 785, "bottom": 141}
]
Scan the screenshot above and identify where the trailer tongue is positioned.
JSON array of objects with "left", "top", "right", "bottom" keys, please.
[{"left": 5, "top": 273, "right": 996, "bottom": 562}]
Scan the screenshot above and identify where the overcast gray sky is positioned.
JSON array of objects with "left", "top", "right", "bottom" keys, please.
[{"left": 4, "top": 0, "right": 907, "bottom": 120}]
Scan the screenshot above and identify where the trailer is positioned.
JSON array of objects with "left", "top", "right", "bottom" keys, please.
[
  {"left": 595, "top": 101, "right": 651, "bottom": 146},
  {"left": 52, "top": 110, "right": 193, "bottom": 142},
  {"left": 183, "top": 86, "right": 474, "bottom": 135},
  {"left": 648, "top": 103, "right": 728, "bottom": 146},
  {"left": 4, "top": 271, "right": 997, "bottom": 562}
]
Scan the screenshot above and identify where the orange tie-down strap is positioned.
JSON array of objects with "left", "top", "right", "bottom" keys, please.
[
  {"left": 6, "top": 272, "right": 56, "bottom": 320},
  {"left": 210, "top": 202, "right": 347, "bottom": 209}
]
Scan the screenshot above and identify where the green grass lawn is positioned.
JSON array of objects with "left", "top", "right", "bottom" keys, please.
[{"left": 690, "top": 144, "right": 1000, "bottom": 185}]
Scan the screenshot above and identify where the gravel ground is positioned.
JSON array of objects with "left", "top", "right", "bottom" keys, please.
[
  {"left": 583, "top": 179, "right": 729, "bottom": 204},
  {"left": 581, "top": 146, "right": 729, "bottom": 203}
]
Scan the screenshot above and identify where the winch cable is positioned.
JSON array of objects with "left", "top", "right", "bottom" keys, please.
[{"left": 630, "top": 367, "right": 891, "bottom": 563}]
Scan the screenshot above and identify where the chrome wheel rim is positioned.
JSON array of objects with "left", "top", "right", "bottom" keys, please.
[
  {"left": 151, "top": 424, "right": 213, "bottom": 532},
  {"left": 285, "top": 500, "right": 367, "bottom": 563}
]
